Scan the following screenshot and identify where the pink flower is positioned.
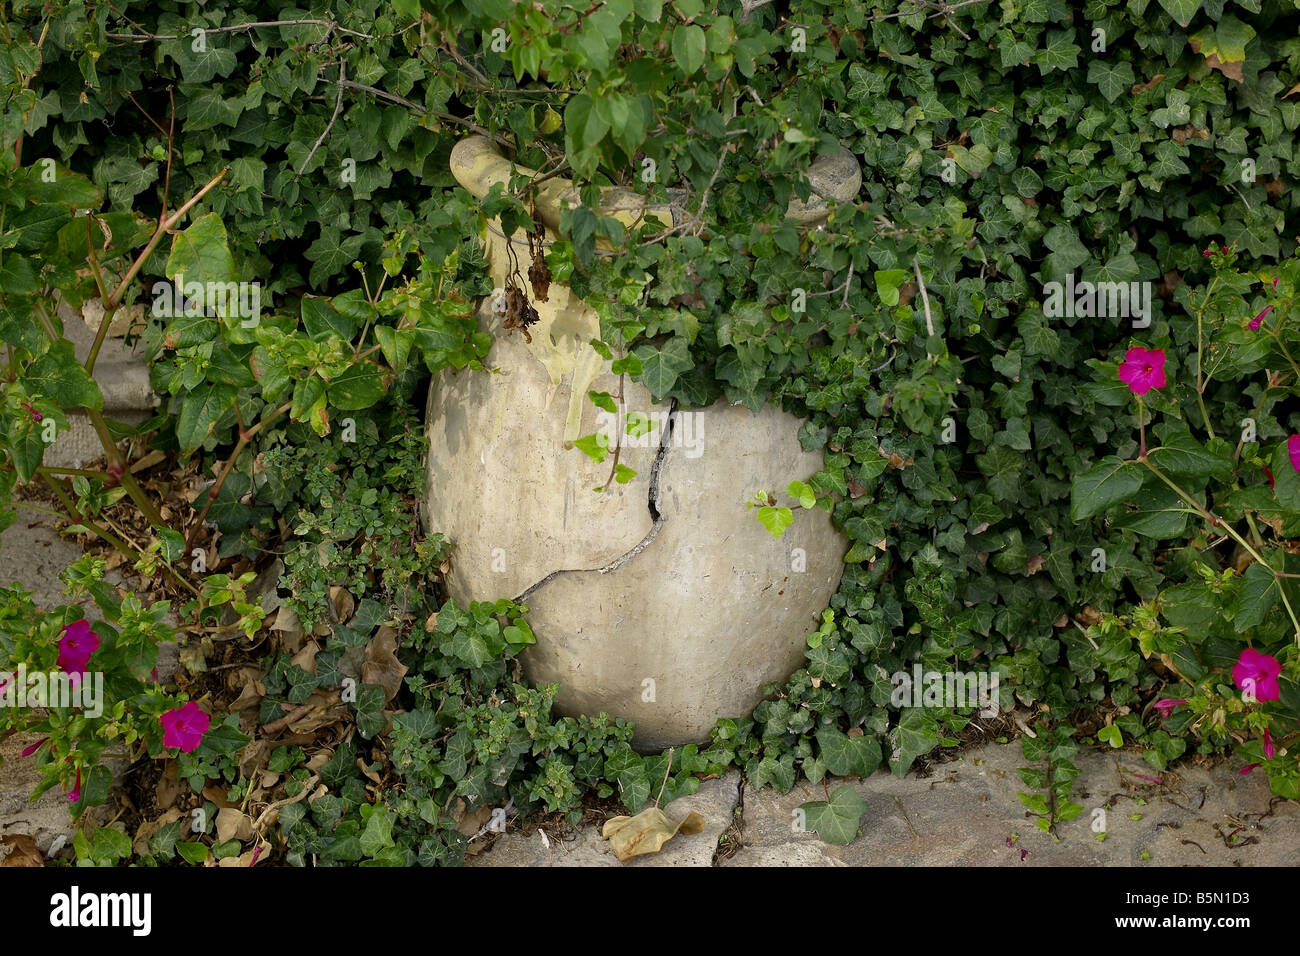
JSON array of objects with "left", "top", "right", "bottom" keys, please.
[
  {"left": 1233, "top": 648, "right": 1282, "bottom": 702},
  {"left": 1117, "top": 346, "right": 1167, "bottom": 396},
  {"left": 21, "top": 737, "right": 49, "bottom": 758},
  {"left": 160, "top": 701, "right": 210, "bottom": 753},
  {"left": 1264, "top": 729, "right": 1275, "bottom": 760},
  {"left": 1153, "top": 698, "right": 1186, "bottom": 717},
  {"left": 1248, "top": 307, "right": 1271, "bottom": 331},
  {"left": 20, "top": 402, "right": 41, "bottom": 422},
  {"left": 67, "top": 766, "right": 81, "bottom": 803},
  {"left": 1239, "top": 763, "right": 1261, "bottom": 776},
  {"left": 57, "top": 619, "right": 99, "bottom": 675},
  {"left": 1289, "top": 436, "right": 1300, "bottom": 473}
]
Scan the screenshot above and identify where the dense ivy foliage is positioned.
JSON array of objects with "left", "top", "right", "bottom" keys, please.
[{"left": 3, "top": 0, "right": 1300, "bottom": 860}]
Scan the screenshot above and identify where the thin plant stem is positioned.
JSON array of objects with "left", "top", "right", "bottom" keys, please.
[{"left": 1139, "top": 458, "right": 1300, "bottom": 643}]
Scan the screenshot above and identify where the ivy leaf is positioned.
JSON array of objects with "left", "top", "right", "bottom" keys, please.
[
  {"left": 1087, "top": 61, "right": 1136, "bottom": 103},
  {"left": 1156, "top": 0, "right": 1201, "bottom": 27},
  {"left": 816, "top": 729, "right": 882, "bottom": 778},
  {"left": 1034, "top": 30, "right": 1080, "bottom": 74},
  {"left": 1097, "top": 725, "right": 1123, "bottom": 748},
  {"left": 891, "top": 708, "right": 939, "bottom": 776},
  {"left": 605, "top": 747, "right": 652, "bottom": 812},
  {"left": 304, "top": 227, "right": 365, "bottom": 288},
  {"left": 756, "top": 505, "right": 794, "bottom": 539},
  {"left": 632, "top": 336, "right": 693, "bottom": 398},
  {"left": 874, "top": 269, "right": 909, "bottom": 306},
  {"left": 799, "top": 785, "right": 867, "bottom": 845},
  {"left": 1070, "top": 456, "right": 1144, "bottom": 520}
]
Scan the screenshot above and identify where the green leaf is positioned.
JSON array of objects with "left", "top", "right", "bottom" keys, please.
[
  {"left": 671, "top": 25, "right": 707, "bottom": 76},
  {"left": 0, "top": 255, "right": 37, "bottom": 294},
  {"left": 816, "top": 729, "right": 882, "bottom": 778},
  {"left": 1087, "top": 61, "right": 1136, "bottom": 104},
  {"left": 301, "top": 297, "right": 360, "bottom": 341},
  {"left": 1272, "top": 442, "right": 1300, "bottom": 511},
  {"left": 632, "top": 337, "right": 693, "bottom": 398},
  {"left": 874, "top": 269, "right": 909, "bottom": 306},
  {"left": 891, "top": 708, "right": 939, "bottom": 775},
  {"left": 1147, "top": 431, "right": 1232, "bottom": 480},
  {"left": 799, "top": 785, "right": 868, "bottom": 845},
  {"left": 1070, "top": 456, "right": 1144, "bottom": 520},
  {"left": 1234, "top": 561, "right": 1278, "bottom": 631},
  {"left": 1097, "top": 725, "right": 1123, "bottom": 748},
  {"left": 756, "top": 505, "right": 794, "bottom": 539},
  {"left": 165, "top": 212, "right": 237, "bottom": 291},
  {"left": 787, "top": 480, "right": 816, "bottom": 509},
  {"left": 26, "top": 341, "right": 103, "bottom": 409},
  {"left": 564, "top": 94, "right": 609, "bottom": 153},
  {"left": 176, "top": 841, "right": 209, "bottom": 865},
  {"left": 572, "top": 432, "right": 610, "bottom": 463},
  {"left": 1156, "top": 0, "right": 1201, "bottom": 27},
  {"left": 326, "top": 362, "right": 386, "bottom": 411},
  {"left": 176, "top": 383, "right": 236, "bottom": 451},
  {"left": 304, "top": 228, "right": 365, "bottom": 287}
]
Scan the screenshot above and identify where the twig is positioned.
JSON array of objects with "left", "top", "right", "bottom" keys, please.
[
  {"left": 295, "top": 62, "right": 346, "bottom": 181},
  {"left": 912, "top": 256, "right": 935, "bottom": 340},
  {"left": 251, "top": 774, "right": 322, "bottom": 836},
  {"left": 107, "top": 19, "right": 375, "bottom": 41},
  {"left": 654, "top": 747, "right": 676, "bottom": 807}
]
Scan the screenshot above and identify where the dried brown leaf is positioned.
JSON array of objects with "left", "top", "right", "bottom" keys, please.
[
  {"left": 601, "top": 808, "right": 706, "bottom": 862},
  {"left": 1, "top": 834, "right": 44, "bottom": 867}
]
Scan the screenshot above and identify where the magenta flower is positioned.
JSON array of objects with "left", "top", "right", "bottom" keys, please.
[
  {"left": 1288, "top": 436, "right": 1300, "bottom": 473},
  {"left": 1233, "top": 648, "right": 1282, "bottom": 702},
  {"left": 21, "top": 737, "right": 49, "bottom": 758},
  {"left": 57, "top": 619, "right": 99, "bottom": 675},
  {"left": 1239, "top": 763, "right": 1261, "bottom": 776},
  {"left": 67, "top": 766, "right": 81, "bottom": 803},
  {"left": 1153, "top": 698, "right": 1186, "bottom": 717},
  {"left": 160, "top": 701, "right": 211, "bottom": 753},
  {"left": 1264, "top": 729, "right": 1275, "bottom": 760},
  {"left": 20, "top": 402, "right": 41, "bottom": 422},
  {"left": 1248, "top": 306, "right": 1271, "bottom": 331},
  {"left": 1117, "top": 346, "right": 1167, "bottom": 396}
]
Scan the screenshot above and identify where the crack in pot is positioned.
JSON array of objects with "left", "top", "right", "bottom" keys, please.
[{"left": 512, "top": 399, "right": 678, "bottom": 603}]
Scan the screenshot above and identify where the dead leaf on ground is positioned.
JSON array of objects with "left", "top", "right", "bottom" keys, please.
[
  {"left": 455, "top": 803, "right": 496, "bottom": 838},
  {"left": 132, "top": 809, "right": 183, "bottom": 856},
  {"left": 1, "top": 834, "right": 44, "bottom": 867},
  {"left": 215, "top": 807, "right": 254, "bottom": 844},
  {"left": 329, "top": 586, "right": 355, "bottom": 624},
  {"left": 155, "top": 760, "right": 181, "bottom": 809},
  {"left": 290, "top": 640, "right": 320, "bottom": 675},
  {"left": 1131, "top": 73, "right": 1166, "bottom": 95},
  {"left": 601, "top": 808, "right": 706, "bottom": 862},
  {"left": 362, "top": 626, "right": 408, "bottom": 704}
]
